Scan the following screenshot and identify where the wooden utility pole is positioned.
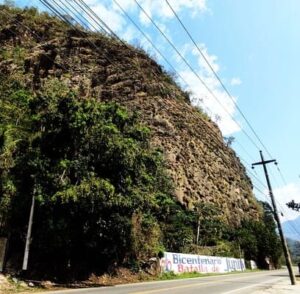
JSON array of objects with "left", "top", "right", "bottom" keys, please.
[{"left": 252, "top": 151, "right": 296, "bottom": 285}]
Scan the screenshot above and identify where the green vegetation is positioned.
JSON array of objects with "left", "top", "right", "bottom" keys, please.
[
  {"left": 0, "top": 73, "right": 282, "bottom": 279},
  {"left": 194, "top": 105, "right": 210, "bottom": 121},
  {"left": 0, "top": 75, "right": 174, "bottom": 278},
  {"left": 159, "top": 271, "right": 214, "bottom": 280},
  {"left": 158, "top": 269, "right": 260, "bottom": 281},
  {"left": 0, "top": 73, "right": 228, "bottom": 279},
  {"left": 0, "top": 4, "right": 283, "bottom": 281},
  {"left": 0, "top": 46, "right": 27, "bottom": 65},
  {"left": 233, "top": 202, "right": 282, "bottom": 269}
]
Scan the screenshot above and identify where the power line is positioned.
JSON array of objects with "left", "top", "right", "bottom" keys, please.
[
  {"left": 75, "top": 0, "right": 120, "bottom": 39},
  {"left": 133, "top": 0, "right": 262, "bottom": 153},
  {"left": 14, "top": 1, "right": 300, "bottom": 242},
  {"left": 112, "top": 0, "right": 190, "bottom": 89},
  {"left": 22, "top": 0, "right": 293, "bottom": 206},
  {"left": 39, "top": 0, "right": 125, "bottom": 72},
  {"left": 76, "top": 0, "right": 212, "bottom": 123},
  {"left": 251, "top": 151, "right": 295, "bottom": 285},
  {"left": 233, "top": 140, "right": 256, "bottom": 163},
  {"left": 276, "top": 201, "right": 300, "bottom": 239},
  {"left": 41, "top": 0, "right": 199, "bottom": 130},
  {"left": 164, "top": 0, "right": 298, "bottom": 223},
  {"left": 40, "top": 0, "right": 73, "bottom": 26},
  {"left": 62, "top": 0, "right": 189, "bottom": 112},
  {"left": 6, "top": 2, "right": 299, "bottom": 248},
  {"left": 133, "top": 1, "right": 295, "bottom": 221},
  {"left": 267, "top": 167, "right": 300, "bottom": 239},
  {"left": 112, "top": 0, "right": 266, "bottom": 174},
  {"left": 53, "top": 0, "right": 275, "bottom": 181},
  {"left": 40, "top": 0, "right": 281, "bottom": 208},
  {"left": 56, "top": 0, "right": 93, "bottom": 31},
  {"left": 245, "top": 161, "right": 300, "bottom": 239},
  {"left": 276, "top": 164, "right": 289, "bottom": 186},
  {"left": 250, "top": 152, "right": 300, "bottom": 239},
  {"left": 14, "top": 1, "right": 293, "bottom": 230},
  {"left": 248, "top": 157, "right": 299, "bottom": 223},
  {"left": 242, "top": 158, "right": 299, "bottom": 234},
  {"left": 246, "top": 169, "right": 300, "bottom": 240},
  {"left": 2, "top": 2, "right": 249, "bottom": 221},
  {"left": 3, "top": 4, "right": 300, "bottom": 277},
  {"left": 164, "top": 0, "right": 273, "bottom": 160},
  {"left": 6, "top": 2, "right": 274, "bottom": 188},
  {"left": 38, "top": 1, "right": 270, "bottom": 211},
  {"left": 0, "top": 8, "right": 70, "bottom": 74}
]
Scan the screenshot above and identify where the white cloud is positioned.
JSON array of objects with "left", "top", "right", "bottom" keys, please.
[
  {"left": 84, "top": 0, "right": 205, "bottom": 39},
  {"left": 230, "top": 77, "right": 242, "bottom": 86},
  {"left": 121, "top": 25, "right": 138, "bottom": 42},
  {"left": 177, "top": 43, "right": 241, "bottom": 135},
  {"left": 78, "top": 0, "right": 241, "bottom": 135},
  {"left": 89, "top": 2, "right": 126, "bottom": 32},
  {"left": 191, "top": 44, "right": 220, "bottom": 74},
  {"left": 273, "top": 182, "right": 300, "bottom": 222},
  {"left": 137, "top": 0, "right": 152, "bottom": 26},
  {"left": 135, "top": 0, "right": 207, "bottom": 25},
  {"left": 139, "top": 32, "right": 155, "bottom": 52},
  {"left": 112, "top": 0, "right": 136, "bottom": 12}
]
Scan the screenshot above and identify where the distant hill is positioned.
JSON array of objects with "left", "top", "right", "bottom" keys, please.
[
  {"left": 286, "top": 238, "right": 300, "bottom": 263},
  {"left": 282, "top": 216, "right": 300, "bottom": 241}
]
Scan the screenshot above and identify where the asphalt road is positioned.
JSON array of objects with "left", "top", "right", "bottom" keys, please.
[{"left": 44, "top": 270, "right": 293, "bottom": 294}]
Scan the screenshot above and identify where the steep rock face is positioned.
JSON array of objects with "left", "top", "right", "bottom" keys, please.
[{"left": 0, "top": 9, "right": 261, "bottom": 225}]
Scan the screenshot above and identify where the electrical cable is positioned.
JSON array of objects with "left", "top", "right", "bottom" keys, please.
[
  {"left": 57, "top": 0, "right": 276, "bottom": 177},
  {"left": 39, "top": 0, "right": 270, "bottom": 216},
  {"left": 7, "top": 1, "right": 293, "bottom": 230},
  {"left": 112, "top": 0, "right": 190, "bottom": 89},
  {"left": 133, "top": 0, "right": 262, "bottom": 153},
  {"left": 21, "top": 0, "right": 300, "bottom": 242},
  {"left": 6, "top": 1, "right": 272, "bottom": 190},
  {"left": 75, "top": 0, "right": 124, "bottom": 39},
  {"left": 164, "top": 1, "right": 299, "bottom": 228},
  {"left": 164, "top": 0, "right": 274, "bottom": 160},
  {"left": 39, "top": 0, "right": 280, "bottom": 198}
]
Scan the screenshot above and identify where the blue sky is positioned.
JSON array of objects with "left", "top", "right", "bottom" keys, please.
[{"left": 3, "top": 0, "right": 300, "bottom": 224}]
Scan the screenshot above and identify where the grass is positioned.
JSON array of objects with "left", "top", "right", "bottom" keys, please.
[{"left": 0, "top": 276, "right": 42, "bottom": 294}]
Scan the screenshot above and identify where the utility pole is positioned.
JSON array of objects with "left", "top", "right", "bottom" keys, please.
[
  {"left": 22, "top": 187, "right": 36, "bottom": 271},
  {"left": 252, "top": 151, "right": 296, "bottom": 285},
  {"left": 196, "top": 217, "right": 200, "bottom": 245}
]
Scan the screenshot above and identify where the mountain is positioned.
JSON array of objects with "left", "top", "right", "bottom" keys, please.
[
  {"left": 0, "top": 5, "right": 262, "bottom": 226},
  {"left": 0, "top": 5, "right": 277, "bottom": 278},
  {"left": 282, "top": 216, "right": 300, "bottom": 241}
]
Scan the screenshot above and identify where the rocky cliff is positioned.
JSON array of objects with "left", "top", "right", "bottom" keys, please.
[{"left": 0, "top": 6, "right": 261, "bottom": 225}]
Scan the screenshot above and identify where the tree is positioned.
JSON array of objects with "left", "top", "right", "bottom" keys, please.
[
  {"left": 1, "top": 76, "right": 176, "bottom": 278},
  {"left": 224, "top": 136, "right": 235, "bottom": 147},
  {"left": 234, "top": 202, "right": 282, "bottom": 269},
  {"left": 194, "top": 202, "right": 224, "bottom": 246}
]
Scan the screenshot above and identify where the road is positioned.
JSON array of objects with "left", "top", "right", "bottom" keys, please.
[{"left": 44, "top": 270, "right": 298, "bottom": 294}]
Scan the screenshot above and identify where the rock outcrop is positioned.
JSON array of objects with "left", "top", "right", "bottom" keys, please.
[{"left": 0, "top": 8, "right": 261, "bottom": 225}]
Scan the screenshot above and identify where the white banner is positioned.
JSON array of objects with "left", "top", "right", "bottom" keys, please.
[{"left": 160, "top": 252, "right": 245, "bottom": 274}]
